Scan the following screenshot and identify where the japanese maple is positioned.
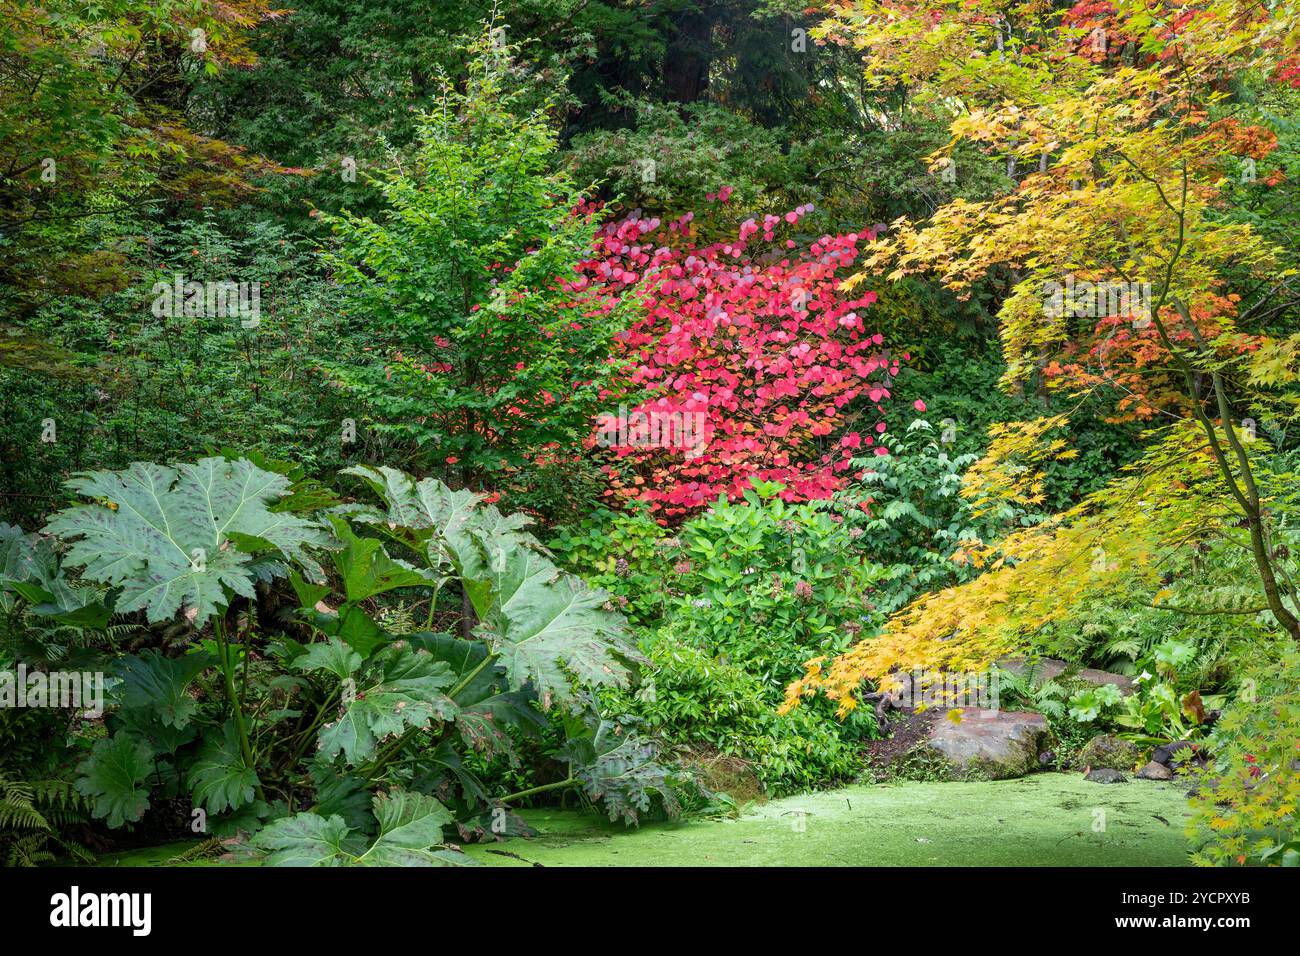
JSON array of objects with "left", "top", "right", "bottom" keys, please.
[{"left": 791, "top": 0, "right": 1300, "bottom": 699}]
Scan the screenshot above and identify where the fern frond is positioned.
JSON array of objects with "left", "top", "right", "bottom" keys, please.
[
  {"left": 1035, "top": 679, "right": 1066, "bottom": 701},
  {"left": 1, "top": 774, "right": 90, "bottom": 866},
  {"left": 166, "top": 838, "right": 225, "bottom": 864},
  {"left": 0, "top": 777, "right": 49, "bottom": 833},
  {"left": 6, "top": 834, "right": 55, "bottom": 868},
  {"left": 1103, "top": 638, "right": 1141, "bottom": 661},
  {"left": 1036, "top": 699, "right": 1066, "bottom": 718}
]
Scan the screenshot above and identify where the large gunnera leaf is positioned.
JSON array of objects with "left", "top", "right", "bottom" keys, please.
[
  {"left": 341, "top": 466, "right": 642, "bottom": 710},
  {"left": 251, "top": 812, "right": 357, "bottom": 866},
  {"left": 316, "top": 642, "right": 457, "bottom": 765},
  {"left": 187, "top": 721, "right": 261, "bottom": 816},
  {"left": 115, "top": 649, "right": 214, "bottom": 729},
  {"left": 353, "top": 790, "right": 465, "bottom": 866},
  {"left": 252, "top": 788, "right": 470, "bottom": 866},
  {"left": 0, "top": 523, "right": 109, "bottom": 627},
  {"left": 562, "top": 719, "right": 681, "bottom": 826},
  {"left": 409, "top": 633, "right": 547, "bottom": 762},
  {"left": 75, "top": 733, "right": 155, "bottom": 827},
  {"left": 340, "top": 464, "right": 534, "bottom": 575},
  {"left": 329, "top": 517, "right": 443, "bottom": 602},
  {"left": 484, "top": 545, "right": 643, "bottom": 710},
  {"left": 44, "top": 458, "right": 332, "bottom": 624}
]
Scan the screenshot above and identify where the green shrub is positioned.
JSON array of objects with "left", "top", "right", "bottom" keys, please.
[
  {"left": 570, "top": 484, "right": 884, "bottom": 796},
  {"left": 834, "top": 419, "right": 988, "bottom": 614},
  {"left": 663, "top": 481, "right": 888, "bottom": 698},
  {"left": 603, "top": 641, "right": 865, "bottom": 797},
  {"left": 548, "top": 505, "right": 672, "bottom": 628}
]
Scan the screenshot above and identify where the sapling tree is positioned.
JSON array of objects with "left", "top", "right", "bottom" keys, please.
[{"left": 322, "top": 30, "right": 627, "bottom": 495}]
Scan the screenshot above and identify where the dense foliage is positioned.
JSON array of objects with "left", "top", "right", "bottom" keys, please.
[{"left": 2, "top": 0, "right": 1298, "bottom": 869}]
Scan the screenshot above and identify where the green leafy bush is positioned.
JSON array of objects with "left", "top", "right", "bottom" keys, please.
[
  {"left": 603, "top": 641, "right": 863, "bottom": 797},
  {"left": 835, "top": 419, "right": 986, "bottom": 614},
  {"left": 564, "top": 482, "right": 886, "bottom": 796},
  {"left": 565, "top": 100, "right": 800, "bottom": 228},
  {"left": 548, "top": 504, "right": 671, "bottom": 628},
  {"left": 663, "top": 481, "right": 887, "bottom": 697}
]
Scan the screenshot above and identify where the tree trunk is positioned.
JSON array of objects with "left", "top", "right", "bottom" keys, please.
[{"left": 662, "top": 4, "right": 713, "bottom": 103}]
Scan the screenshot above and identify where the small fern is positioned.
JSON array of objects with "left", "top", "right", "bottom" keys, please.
[
  {"left": 0, "top": 777, "right": 47, "bottom": 832},
  {"left": 166, "top": 838, "right": 225, "bottom": 864},
  {"left": 0, "top": 774, "right": 91, "bottom": 867},
  {"left": 7, "top": 833, "right": 57, "bottom": 868},
  {"left": 996, "top": 667, "right": 1068, "bottom": 718}
]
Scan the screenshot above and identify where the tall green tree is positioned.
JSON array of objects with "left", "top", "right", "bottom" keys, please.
[{"left": 323, "top": 32, "right": 627, "bottom": 497}]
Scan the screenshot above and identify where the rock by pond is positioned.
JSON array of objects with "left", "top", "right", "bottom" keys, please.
[
  {"left": 1079, "top": 734, "right": 1140, "bottom": 771},
  {"left": 925, "top": 709, "right": 1049, "bottom": 780},
  {"left": 1085, "top": 768, "right": 1129, "bottom": 784},
  {"left": 1136, "top": 760, "right": 1173, "bottom": 781}
]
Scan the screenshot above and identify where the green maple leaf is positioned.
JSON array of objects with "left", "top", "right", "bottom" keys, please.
[{"left": 44, "top": 458, "right": 332, "bottom": 624}]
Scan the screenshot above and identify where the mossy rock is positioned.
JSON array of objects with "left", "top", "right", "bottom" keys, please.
[
  {"left": 925, "top": 709, "right": 1049, "bottom": 780},
  {"left": 1078, "top": 734, "right": 1140, "bottom": 771}
]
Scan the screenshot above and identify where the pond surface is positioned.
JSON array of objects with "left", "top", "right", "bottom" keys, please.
[
  {"left": 97, "top": 773, "right": 1194, "bottom": 867},
  {"left": 464, "top": 773, "right": 1194, "bottom": 867}
]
